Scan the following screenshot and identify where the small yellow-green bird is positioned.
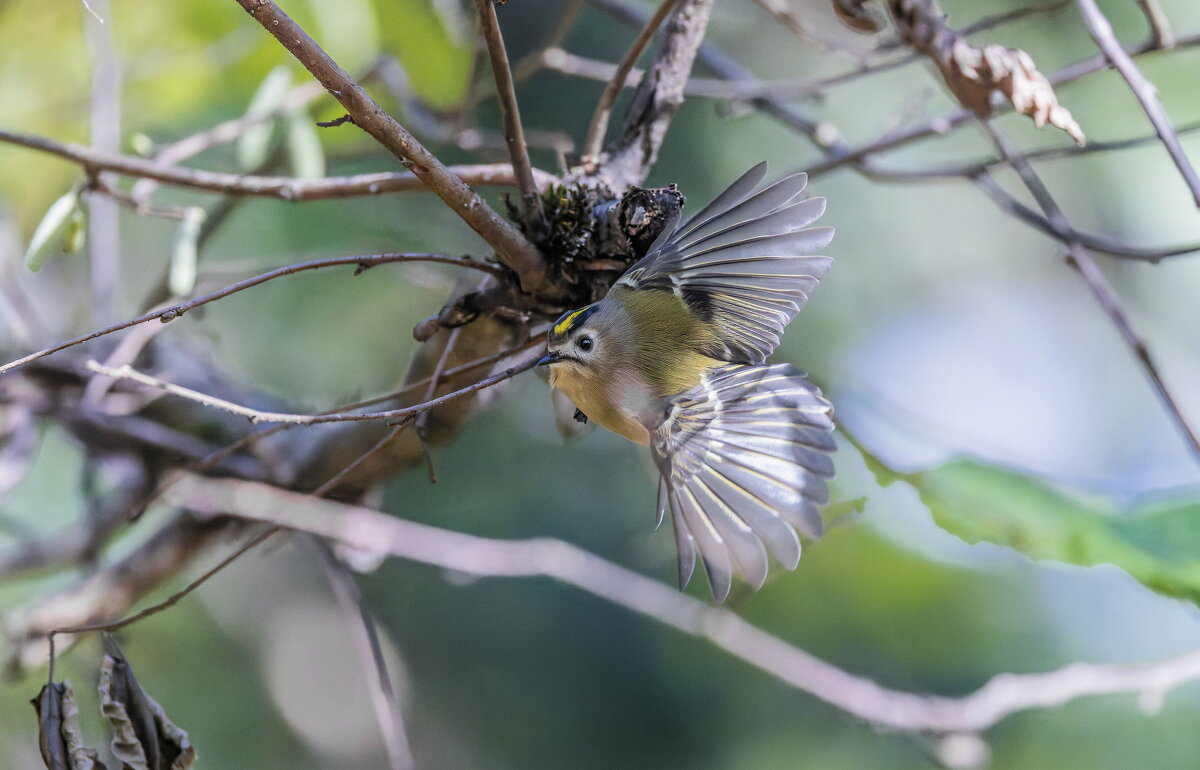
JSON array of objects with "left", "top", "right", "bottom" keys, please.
[{"left": 538, "top": 163, "right": 835, "bottom": 601}]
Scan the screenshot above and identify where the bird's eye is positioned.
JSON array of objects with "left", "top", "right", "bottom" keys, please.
[{"left": 577, "top": 336, "right": 594, "bottom": 352}]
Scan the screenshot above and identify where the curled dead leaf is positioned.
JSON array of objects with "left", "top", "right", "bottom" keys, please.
[
  {"left": 98, "top": 638, "right": 196, "bottom": 770},
  {"left": 888, "top": 0, "right": 1086, "bottom": 145},
  {"left": 32, "top": 681, "right": 107, "bottom": 770}
]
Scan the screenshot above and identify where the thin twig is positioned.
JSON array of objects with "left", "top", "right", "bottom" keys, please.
[
  {"left": 166, "top": 473, "right": 1200, "bottom": 736},
  {"left": 415, "top": 327, "right": 463, "bottom": 484},
  {"left": 599, "top": 0, "right": 714, "bottom": 189},
  {"left": 309, "top": 539, "right": 414, "bottom": 770},
  {"left": 231, "top": 0, "right": 549, "bottom": 294},
  {"left": 982, "top": 120, "right": 1200, "bottom": 464},
  {"left": 0, "top": 253, "right": 499, "bottom": 376},
  {"left": 151, "top": 335, "right": 547, "bottom": 500},
  {"left": 0, "top": 130, "right": 555, "bottom": 200},
  {"left": 966, "top": 172, "right": 1200, "bottom": 263},
  {"left": 129, "top": 77, "right": 330, "bottom": 206},
  {"left": 1135, "top": 0, "right": 1174, "bottom": 49},
  {"left": 1076, "top": 0, "right": 1198, "bottom": 205},
  {"left": 49, "top": 523, "right": 279, "bottom": 640},
  {"left": 87, "top": 356, "right": 541, "bottom": 425},
  {"left": 474, "top": 0, "right": 541, "bottom": 221},
  {"left": 582, "top": 0, "right": 678, "bottom": 159}
]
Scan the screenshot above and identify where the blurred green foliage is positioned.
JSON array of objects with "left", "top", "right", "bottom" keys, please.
[{"left": 3, "top": 0, "right": 1200, "bottom": 768}]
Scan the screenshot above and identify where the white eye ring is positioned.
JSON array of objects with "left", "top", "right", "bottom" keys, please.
[{"left": 577, "top": 336, "right": 594, "bottom": 352}]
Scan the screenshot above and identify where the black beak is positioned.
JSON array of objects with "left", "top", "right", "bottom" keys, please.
[{"left": 537, "top": 352, "right": 561, "bottom": 367}]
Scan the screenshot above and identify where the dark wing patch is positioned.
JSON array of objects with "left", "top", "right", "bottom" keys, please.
[
  {"left": 651, "top": 364, "right": 835, "bottom": 600},
  {"left": 616, "top": 167, "right": 833, "bottom": 364}
]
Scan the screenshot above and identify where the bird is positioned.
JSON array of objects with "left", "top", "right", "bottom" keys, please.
[{"left": 537, "top": 163, "right": 835, "bottom": 601}]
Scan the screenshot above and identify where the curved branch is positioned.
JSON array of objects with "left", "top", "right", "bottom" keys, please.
[
  {"left": 1077, "top": 0, "right": 1200, "bottom": 206},
  {"left": 86, "top": 356, "right": 540, "bottom": 425},
  {"left": 230, "top": 0, "right": 550, "bottom": 293},
  {"left": 0, "top": 253, "right": 499, "bottom": 376},
  {"left": 163, "top": 474, "right": 1200, "bottom": 737}
]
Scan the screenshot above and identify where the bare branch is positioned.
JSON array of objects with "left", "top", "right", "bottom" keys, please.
[
  {"left": 50, "top": 522, "right": 277, "bottom": 642},
  {"left": 164, "top": 474, "right": 1200, "bottom": 736},
  {"left": 965, "top": 171, "right": 1200, "bottom": 263},
  {"left": 309, "top": 539, "right": 413, "bottom": 770},
  {"left": 474, "top": 0, "right": 541, "bottom": 220},
  {"left": 86, "top": 355, "right": 541, "bottom": 425},
  {"left": 0, "top": 129, "right": 555, "bottom": 200},
  {"left": 6, "top": 514, "right": 247, "bottom": 670},
  {"left": 596, "top": 0, "right": 714, "bottom": 189},
  {"left": 1076, "top": 0, "right": 1200, "bottom": 206},
  {"left": 981, "top": 121, "right": 1200, "bottom": 464},
  {"left": 582, "top": 0, "right": 678, "bottom": 160},
  {"left": 1135, "top": 0, "right": 1175, "bottom": 49},
  {"left": 0, "top": 253, "right": 499, "bottom": 376},
  {"left": 230, "top": 0, "right": 550, "bottom": 293}
]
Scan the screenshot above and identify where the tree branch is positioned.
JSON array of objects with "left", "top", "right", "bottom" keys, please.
[
  {"left": 582, "top": 0, "right": 678, "bottom": 160},
  {"left": 0, "top": 253, "right": 499, "bottom": 376},
  {"left": 160, "top": 474, "right": 1200, "bottom": 737},
  {"left": 230, "top": 0, "right": 550, "bottom": 293},
  {"left": 0, "top": 129, "right": 555, "bottom": 201},
  {"left": 981, "top": 121, "right": 1200, "bottom": 464},
  {"left": 597, "top": 0, "right": 714, "bottom": 189},
  {"left": 85, "top": 355, "right": 540, "bottom": 426},
  {"left": 1076, "top": 0, "right": 1200, "bottom": 206},
  {"left": 474, "top": 0, "right": 541, "bottom": 221}
]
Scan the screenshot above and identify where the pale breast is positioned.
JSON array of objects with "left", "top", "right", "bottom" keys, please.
[{"left": 551, "top": 367, "right": 655, "bottom": 445}]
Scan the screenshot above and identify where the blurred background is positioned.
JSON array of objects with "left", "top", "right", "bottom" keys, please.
[{"left": 2, "top": 0, "right": 1200, "bottom": 767}]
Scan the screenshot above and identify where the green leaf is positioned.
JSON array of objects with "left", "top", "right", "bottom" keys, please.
[
  {"left": 901, "top": 458, "right": 1200, "bottom": 604},
  {"left": 285, "top": 109, "right": 325, "bottom": 180},
  {"left": 24, "top": 189, "right": 81, "bottom": 272},
  {"left": 168, "top": 207, "right": 206, "bottom": 297},
  {"left": 237, "top": 65, "right": 293, "bottom": 172},
  {"left": 62, "top": 206, "right": 87, "bottom": 254}
]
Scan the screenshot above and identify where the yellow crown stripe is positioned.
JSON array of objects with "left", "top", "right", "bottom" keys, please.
[{"left": 553, "top": 307, "right": 588, "bottom": 336}]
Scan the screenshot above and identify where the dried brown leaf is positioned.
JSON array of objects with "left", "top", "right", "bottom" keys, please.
[
  {"left": 831, "top": 0, "right": 885, "bottom": 33},
  {"left": 98, "top": 639, "right": 196, "bottom": 770},
  {"left": 887, "top": 0, "right": 1086, "bottom": 145},
  {"left": 32, "top": 681, "right": 107, "bottom": 770}
]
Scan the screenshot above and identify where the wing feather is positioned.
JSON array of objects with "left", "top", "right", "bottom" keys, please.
[
  {"left": 616, "top": 165, "right": 833, "bottom": 364},
  {"left": 652, "top": 363, "right": 835, "bottom": 599}
]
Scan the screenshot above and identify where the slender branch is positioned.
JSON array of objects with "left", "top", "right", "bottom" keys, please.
[
  {"left": 0, "top": 253, "right": 499, "bottom": 376},
  {"left": 1135, "top": 0, "right": 1174, "bottom": 49},
  {"left": 310, "top": 539, "right": 413, "bottom": 770},
  {"left": 135, "top": 335, "right": 546, "bottom": 518},
  {"left": 982, "top": 121, "right": 1200, "bottom": 464},
  {"left": 47, "top": 523, "right": 277, "bottom": 640},
  {"left": 474, "top": 0, "right": 541, "bottom": 220},
  {"left": 545, "top": 46, "right": 913, "bottom": 102},
  {"left": 965, "top": 172, "right": 1200, "bottom": 263},
  {"left": 230, "top": 0, "right": 549, "bottom": 294},
  {"left": 128, "top": 77, "right": 329, "bottom": 206},
  {"left": 165, "top": 473, "right": 1200, "bottom": 736},
  {"left": 598, "top": 0, "right": 714, "bottom": 189},
  {"left": 582, "top": 0, "right": 678, "bottom": 159},
  {"left": 0, "top": 130, "right": 555, "bottom": 200},
  {"left": 86, "top": 356, "right": 541, "bottom": 425},
  {"left": 1076, "top": 0, "right": 1200, "bottom": 206}
]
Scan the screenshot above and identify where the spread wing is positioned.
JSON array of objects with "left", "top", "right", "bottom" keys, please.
[
  {"left": 615, "top": 163, "right": 834, "bottom": 365},
  {"left": 651, "top": 363, "right": 835, "bottom": 601}
]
